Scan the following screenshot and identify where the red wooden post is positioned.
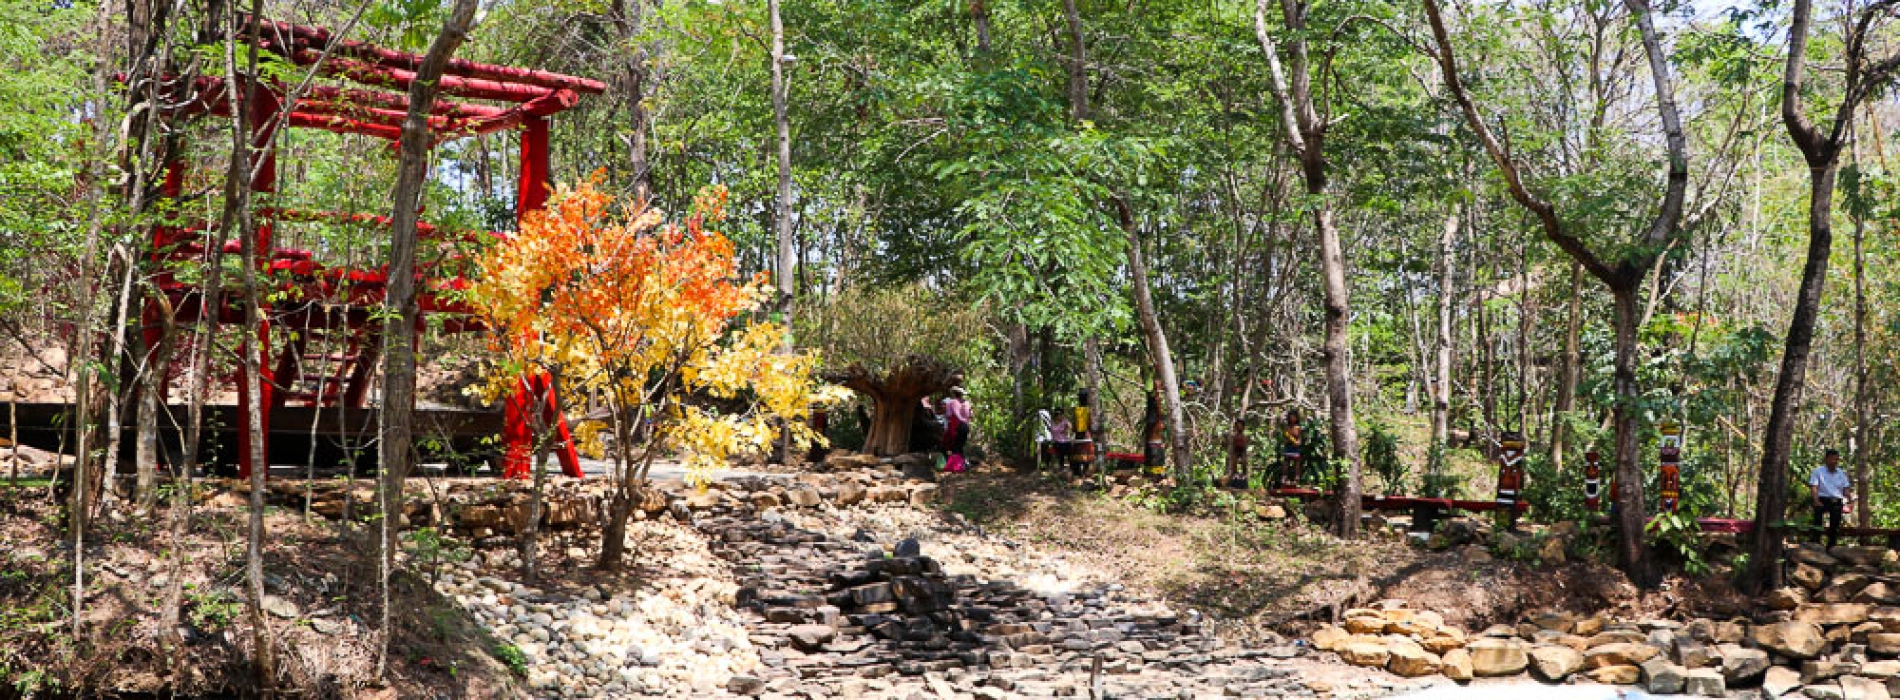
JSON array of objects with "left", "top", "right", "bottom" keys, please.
[{"left": 499, "top": 116, "right": 582, "bottom": 479}]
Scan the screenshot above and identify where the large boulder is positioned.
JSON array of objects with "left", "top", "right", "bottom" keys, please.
[
  {"left": 1821, "top": 574, "right": 1874, "bottom": 604},
  {"left": 1386, "top": 641, "right": 1442, "bottom": 678},
  {"left": 1338, "top": 640, "right": 1390, "bottom": 668},
  {"left": 1468, "top": 638, "right": 1529, "bottom": 677},
  {"left": 1842, "top": 675, "right": 1893, "bottom": 700},
  {"left": 1585, "top": 642, "right": 1662, "bottom": 669},
  {"left": 1754, "top": 621, "right": 1830, "bottom": 660},
  {"left": 1683, "top": 668, "right": 1727, "bottom": 698},
  {"left": 1311, "top": 624, "right": 1350, "bottom": 651},
  {"left": 1587, "top": 665, "right": 1641, "bottom": 684},
  {"left": 1642, "top": 658, "right": 1686, "bottom": 695},
  {"left": 1794, "top": 563, "right": 1830, "bottom": 591},
  {"left": 1763, "top": 665, "right": 1802, "bottom": 697},
  {"left": 1528, "top": 645, "right": 1584, "bottom": 682},
  {"left": 1720, "top": 644, "right": 1772, "bottom": 684},
  {"left": 1797, "top": 604, "right": 1874, "bottom": 626},
  {"left": 1771, "top": 587, "right": 1814, "bottom": 610},
  {"left": 1441, "top": 648, "right": 1474, "bottom": 682}
]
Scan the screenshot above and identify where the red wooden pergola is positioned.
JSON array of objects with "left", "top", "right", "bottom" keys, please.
[{"left": 142, "top": 17, "right": 606, "bottom": 479}]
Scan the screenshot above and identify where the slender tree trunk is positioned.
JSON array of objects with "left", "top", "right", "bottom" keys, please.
[
  {"left": 1853, "top": 197, "right": 1869, "bottom": 527},
  {"left": 1315, "top": 202, "right": 1361, "bottom": 536},
  {"left": 970, "top": 0, "right": 991, "bottom": 54},
  {"left": 1117, "top": 200, "right": 1192, "bottom": 480},
  {"left": 770, "top": 0, "right": 793, "bottom": 325},
  {"left": 1430, "top": 206, "right": 1457, "bottom": 470},
  {"left": 610, "top": 0, "right": 651, "bottom": 202},
  {"left": 1551, "top": 262, "right": 1583, "bottom": 472},
  {"left": 1061, "top": 0, "right": 1088, "bottom": 122},
  {"left": 1610, "top": 286, "right": 1648, "bottom": 582},
  {"left": 376, "top": 0, "right": 481, "bottom": 676},
  {"left": 1749, "top": 162, "right": 1837, "bottom": 590}
]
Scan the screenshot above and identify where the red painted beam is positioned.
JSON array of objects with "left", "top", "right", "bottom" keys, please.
[
  {"left": 297, "top": 51, "right": 561, "bottom": 104},
  {"left": 244, "top": 15, "right": 606, "bottom": 95}
]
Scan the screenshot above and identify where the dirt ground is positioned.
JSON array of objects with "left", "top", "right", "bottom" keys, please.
[
  {"left": 937, "top": 466, "right": 1752, "bottom": 642},
  {"left": 0, "top": 482, "right": 520, "bottom": 699}
]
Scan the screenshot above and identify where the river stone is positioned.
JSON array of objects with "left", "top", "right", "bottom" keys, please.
[
  {"left": 1468, "top": 638, "right": 1529, "bottom": 677},
  {"left": 1528, "top": 645, "right": 1584, "bottom": 681},
  {"left": 1756, "top": 621, "right": 1831, "bottom": 659}
]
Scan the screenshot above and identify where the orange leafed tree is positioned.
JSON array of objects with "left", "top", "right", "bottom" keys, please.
[{"left": 470, "top": 177, "right": 843, "bottom": 570}]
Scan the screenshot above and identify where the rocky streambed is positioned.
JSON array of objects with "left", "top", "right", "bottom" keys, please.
[{"left": 422, "top": 461, "right": 1445, "bottom": 699}]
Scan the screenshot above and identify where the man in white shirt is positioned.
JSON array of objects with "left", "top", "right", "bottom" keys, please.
[{"left": 1810, "top": 448, "right": 1854, "bottom": 549}]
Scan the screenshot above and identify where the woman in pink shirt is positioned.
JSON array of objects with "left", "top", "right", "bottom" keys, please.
[{"left": 940, "top": 387, "right": 974, "bottom": 472}]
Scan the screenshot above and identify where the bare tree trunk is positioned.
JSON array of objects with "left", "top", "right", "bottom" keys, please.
[
  {"left": 1551, "top": 262, "right": 1583, "bottom": 472},
  {"left": 1116, "top": 200, "right": 1192, "bottom": 481},
  {"left": 1430, "top": 207, "right": 1457, "bottom": 467},
  {"left": 770, "top": 0, "right": 793, "bottom": 325},
  {"left": 1745, "top": 0, "right": 1898, "bottom": 590},
  {"left": 376, "top": 0, "right": 481, "bottom": 676},
  {"left": 1255, "top": 0, "right": 1359, "bottom": 536},
  {"left": 1061, "top": 0, "right": 1088, "bottom": 122},
  {"left": 1610, "top": 287, "right": 1648, "bottom": 581},
  {"left": 610, "top": 0, "right": 651, "bottom": 202},
  {"left": 970, "top": 0, "right": 992, "bottom": 54},
  {"left": 1853, "top": 186, "right": 1870, "bottom": 528}
]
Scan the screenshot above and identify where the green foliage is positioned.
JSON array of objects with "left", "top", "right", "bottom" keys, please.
[
  {"left": 492, "top": 642, "right": 529, "bottom": 677},
  {"left": 186, "top": 587, "right": 242, "bottom": 630},
  {"left": 1361, "top": 421, "right": 1406, "bottom": 494},
  {"left": 1647, "top": 511, "right": 1712, "bottom": 577}
]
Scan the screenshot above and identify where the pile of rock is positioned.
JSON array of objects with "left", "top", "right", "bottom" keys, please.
[{"left": 1311, "top": 573, "right": 1900, "bottom": 700}]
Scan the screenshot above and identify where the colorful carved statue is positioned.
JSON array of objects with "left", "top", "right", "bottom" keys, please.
[
  {"left": 1071, "top": 388, "right": 1096, "bottom": 476},
  {"left": 1659, "top": 421, "right": 1683, "bottom": 512},
  {"left": 1496, "top": 432, "right": 1526, "bottom": 515}
]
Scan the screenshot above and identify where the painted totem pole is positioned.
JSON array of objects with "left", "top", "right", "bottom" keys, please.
[
  {"left": 1496, "top": 432, "right": 1526, "bottom": 525},
  {"left": 1583, "top": 450, "right": 1603, "bottom": 511},
  {"left": 1070, "top": 388, "right": 1096, "bottom": 476},
  {"left": 1659, "top": 421, "right": 1683, "bottom": 512}
]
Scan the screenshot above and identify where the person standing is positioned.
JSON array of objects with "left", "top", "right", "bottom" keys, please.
[
  {"left": 1810, "top": 448, "right": 1854, "bottom": 549},
  {"left": 941, "top": 387, "right": 974, "bottom": 473}
]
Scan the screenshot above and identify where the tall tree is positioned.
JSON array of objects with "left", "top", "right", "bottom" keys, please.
[
  {"left": 1425, "top": 0, "right": 1690, "bottom": 581},
  {"left": 1745, "top": 0, "right": 1900, "bottom": 592},
  {"left": 376, "top": 0, "right": 481, "bottom": 675},
  {"left": 1254, "top": 0, "right": 1363, "bottom": 536}
]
